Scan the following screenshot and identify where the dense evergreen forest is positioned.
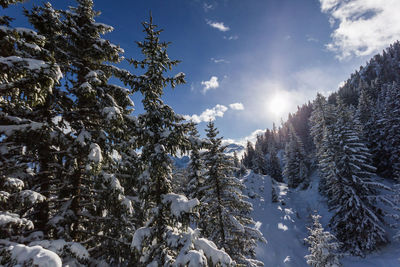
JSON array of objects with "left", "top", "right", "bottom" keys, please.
[{"left": 1, "top": 0, "right": 399, "bottom": 266}]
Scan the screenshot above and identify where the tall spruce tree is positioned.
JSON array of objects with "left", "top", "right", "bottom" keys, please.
[
  {"left": 24, "top": 1, "right": 137, "bottom": 264},
  {"left": 310, "top": 94, "right": 337, "bottom": 193},
  {"left": 0, "top": 0, "right": 66, "bottom": 260},
  {"left": 129, "top": 17, "right": 232, "bottom": 266},
  {"left": 200, "top": 121, "right": 264, "bottom": 266},
  {"left": 315, "top": 99, "right": 389, "bottom": 255}
]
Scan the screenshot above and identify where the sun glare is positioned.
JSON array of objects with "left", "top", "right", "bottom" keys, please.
[{"left": 267, "top": 93, "right": 290, "bottom": 119}]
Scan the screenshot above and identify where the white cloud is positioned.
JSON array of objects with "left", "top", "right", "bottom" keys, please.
[
  {"left": 184, "top": 104, "right": 228, "bottom": 123},
  {"left": 211, "top": 58, "right": 230, "bottom": 64},
  {"left": 320, "top": 0, "right": 400, "bottom": 59},
  {"left": 223, "top": 35, "right": 238, "bottom": 40},
  {"left": 201, "top": 76, "right": 219, "bottom": 93},
  {"left": 320, "top": 0, "right": 340, "bottom": 11},
  {"left": 229, "top": 103, "right": 244, "bottom": 110},
  {"left": 206, "top": 20, "right": 230, "bottom": 32},
  {"left": 222, "top": 129, "right": 265, "bottom": 146},
  {"left": 203, "top": 3, "right": 214, "bottom": 12}
]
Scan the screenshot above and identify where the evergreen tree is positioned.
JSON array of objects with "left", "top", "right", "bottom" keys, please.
[
  {"left": 25, "top": 1, "right": 137, "bottom": 264},
  {"left": 309, "top": 94, "right": 336, "bottom": 193},
  {"left": 318, "top": 99, "right": 388, "bottom": 255},
  {"left": 283, "top": 125, "right": 309, "bottom": 189},
  {"left": 242, "top": 141, "right": 256, "bottom": 170},
  {"left": 129, "top": 17, "right": 232, "bottom": 266},
  {"left": 304, "top": 214, "right": 341, "bottom": 267},
  {"left": 200, "top": 121, "right": 264, "bottom": 266},
  {"left": 0, "top": 0, "right": 65, "bottom": 260},
  {"left": 310, "top": 94, "right": 336, "bottom": 156},
  {"left": 187, "top": 124, "right": 206, "bottom": 200}
]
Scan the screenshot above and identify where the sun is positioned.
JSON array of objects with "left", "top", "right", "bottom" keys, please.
[{"left": 267, "top": 92, "right": 291, "bottom": 119}]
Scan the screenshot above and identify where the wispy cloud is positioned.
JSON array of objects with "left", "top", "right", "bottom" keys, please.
[
  {"left": 206, "top": 20, "right": 230, "bottom": 32},
  {"left": 201, "top": 76, "right": 219, "bottom": 94},
  {"left": 320, "top": 0, "right": 400, "bottom": 59},
  {"left": 229, "top": 103, "right": 244, "bottom": 110},
  {"left": 184, "top": 104, "right": 228, "bottom": 123},
  {"left": 211, "top": 58, "right": 230, "bottom": 64},
  {"left": 306, "top": 34, "right": 319, "bottom": 43},
  {"left": 223, "top": 35, "right": 238, "bottom": 40},
  {"left": 203, "top": 3, "right": 214, "bottom": 12}
]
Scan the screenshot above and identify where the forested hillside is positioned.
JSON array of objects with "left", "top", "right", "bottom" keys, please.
[{"left": 242, "top": 40, "right": 400, "bottom": 264}]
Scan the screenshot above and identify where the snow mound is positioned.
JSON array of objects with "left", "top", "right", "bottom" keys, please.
[{"left": 5, "top": 242, "right": 62, "bottom": 267}]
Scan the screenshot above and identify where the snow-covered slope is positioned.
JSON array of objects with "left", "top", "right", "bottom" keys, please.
[{"left": 243, "top": 171, "right": 400, "bottom": 266}]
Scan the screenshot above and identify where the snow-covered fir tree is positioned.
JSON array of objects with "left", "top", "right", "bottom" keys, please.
[
  {"left": 283, "top": 125, "right": 309, "bottom": 189},
  {"left": 129, "top": 17, "right": 233, "bottom": 266},
  {"left": 187, "top": 124, "right": 206, "bottom": 201},
  {"left": 200, "top": 121, "right": 265, "bottom": 266},
  {"left": 315, "top": 99, "right": 389, "bottom": 256},
  {"left": 0, "top": 0, "right": 66, "bottom": 263},
  {"left": 24, "top": 1, "right": 137, "bottom": 264},
  {"left": 304, "top": 214, "right": 341, "bottom": 267},
  {"left": 309, "top": 94, "right": 336, "bottom": 158},
  {"left": 309, "top": 94, "right": 337, "bottom": 193}
]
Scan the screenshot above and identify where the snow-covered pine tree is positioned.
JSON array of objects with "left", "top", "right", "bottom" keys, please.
[
  {"left": 200, "top": 121, "right": 265, "bottom": 266},
  {"left": 310, "top": 94, "right": 336, "bottom": 157},
  {"left": 283, "top": 125, "right": 309, "bottom": 189},
  {"left": 304, "top": 214, "right": 341, "bottom": 267},
  {"left": 309, "top": 94, "right": 336, "bottom": 193},
  {"left": 21, "top": 1, "right": 137, "bottom": 264},
  {"left": 187, "top": 123, "right": 206, "bottom": 201},
  {"left": 0, "top": 0, "right": 61, "bottom": 236},
  {"left": 356, "top": 88, "right": 374, "bottom": 127},
  {"left": 129, "top": 17, "right": 233, "bottom": 266},
  {"left": 0, "top": 1, "right": 69, "bottom": 264},
  {"left": 321, "top": 99, "right": 388, "bottom": 255}
]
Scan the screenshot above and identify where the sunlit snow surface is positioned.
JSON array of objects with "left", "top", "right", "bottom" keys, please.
[{"left": 243, "top": 171, "right": 400, "bottom": 267}]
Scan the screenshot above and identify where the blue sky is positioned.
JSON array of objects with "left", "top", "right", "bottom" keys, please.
[{"left": 5, "top": 0, "right": 400, "bottom": 144}]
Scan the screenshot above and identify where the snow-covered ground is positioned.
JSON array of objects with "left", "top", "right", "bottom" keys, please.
[{"left": 243, "top": 170, "right": 400, "bottom": 266}]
